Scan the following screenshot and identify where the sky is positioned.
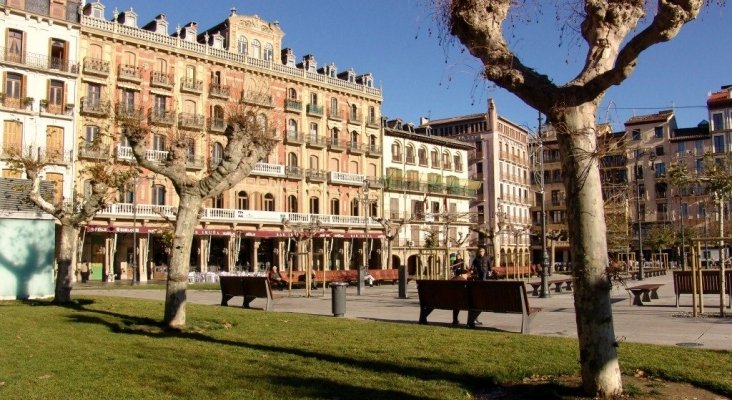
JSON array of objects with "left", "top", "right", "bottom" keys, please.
[{"left": 92, "top": 0, "right": 732, "bottom": 133}]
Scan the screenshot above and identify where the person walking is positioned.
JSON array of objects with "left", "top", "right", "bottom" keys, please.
[{"left": 471, "top": 247, "right": 493, "bottom": 280}]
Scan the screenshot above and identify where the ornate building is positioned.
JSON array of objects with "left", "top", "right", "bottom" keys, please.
[{"left": 76, "top": 2, "right": 383, "bottom": 280}]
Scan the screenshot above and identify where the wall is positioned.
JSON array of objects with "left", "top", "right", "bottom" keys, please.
[{"left": 0, "top": 218, "right": 55, "bottom": 300}]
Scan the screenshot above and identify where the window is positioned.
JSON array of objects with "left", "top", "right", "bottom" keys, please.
[
  {"left": 330, "top": 198, "right": 340, "bottom": 215},
  {"left": 45, "top": 126, "right": 63, "bottom": 159},
  {"left": 712, "top": 113, "right": 724, "bottom": 131},
  {"left": 251, "top": 40, "right": 261, "bottom": 59},
  {"left": 391, "top": 142, "right": 402, "bottom": 162},
  {"left": 713, "top": 135, "right": 725, "bottom": 154},
  {"left": 263, "top": 193, "right": 274, "bottom": 211},
  {"left": 418, "top": 147, "right": 427, "bottom": 166},
  {"left": 211, "top": 142, "right": 224, "bottom": 165},
  {"left": 5, "top": 73, "right": 23, "bottom": 103},
  {"left": 152, "top": 134, "right": 166, "bottom": 151},
  {"left": 350, "top": 104, "right": 358, "bottom": 121},
  {"left": 654, "top": 145, "right": 664, "bottom": 156},
  {"left": 287, "top": 195, "right": 297, "bottom": 213},
  {"left": 635, "top": 165, "right": 643, "bottom": 180},
  {"left": 237, "top": 191, "right": 249, "bottom": 210},
  {"left": 257, "top": 113, "right": 268, "bottom": 133},
  {"left": 119, "top": 185, "right": 134, "bottom": 203},
  {"left": 2, "top": 120, "right": 22, "bottom": 154},
  {"left": 454, "top": 154, "right": 462, "bottom": 171},
  {"left": 287, "top": 152, "right": 298, "bottom": 167},
  {"left": 330, "top": 127, "right": 340, "bottom": 144},
  {"left": 655, "top": 162, "right": 666, "bottom": 176},
  {"left": 237, "top": 36, "right": 247, "bottom": 54},
  {"left": 287, "top": 119, "right": 298, "bottom": 136},
  {"left": 309, "top": 123, "right": 318, "bottom": 140},
  {"left": 7, "top": 29, "right": 24, "bottom": 63},
  {"left": 152, "top": 185, "right": 166, "bottom": 205},
  {"left": 680, "top": 203, "right": 688, "bottom": 219},
  {"left": 368, "top": 106, "right": 376, "bottom": 125},
  {"left": 406, "top": 145, "right": 415, "bottom": 163},
  {"left": 121, "top": 89, "right": 135, "bottom": 109},
  {"left": 430, "top": 149, "right": 439, "bottom": 167},
  {"left": 330, "top": 97, "right": 338, "bottom": 117},
  {"left": 155, "top": 58, "right": 167, "bottom": 73},
  {"left": 654, "top": 126, "right": 663, "bottom": 138},
  {"left": 676, "top": 142, "right": 686, "bottom": 155},
  {"left": 351, "top": 198, "right": 360, "bottom": 216},
  {"left": 213, "top": 194, "right": 224, "bottom": 209},
  {"left": 309, "top": 196, "right": 320, "bottom": 214},
  {"left": 87, "top": 83, "right": 101, "bottom": 103},
  {"left": 632, "top": 129, "right": 641, "bottom": 141},
  {"left": 263, "top": 43, "right": 273, "bottom": 61},
  {"left": 350, "top": 130, "right": 359, "bottom": 146},
  {"left": 153, "top": 95, "right": 167, "bottom": 114},
  {"left": 50, "top": 39, "right": 67, "bottom": 70},
  {"left": 84, "top": 125, "right": 99, "bottom": 145}
]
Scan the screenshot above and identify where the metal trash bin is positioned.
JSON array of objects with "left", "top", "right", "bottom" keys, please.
[{"left": 331, "top": 282, "right": 348, "bottom": 317}]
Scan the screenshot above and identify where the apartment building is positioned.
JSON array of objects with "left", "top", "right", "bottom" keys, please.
[
  {"left": 0, "top": 0, "right": 82, "bottom": 204},
  {"left": 76, "top": 2, "right": 383, "bottom": 281},
  {"left": 382, "top": 119, "right": 476, "bottom": 276},
  {"left": 420, "top": 99, "right": 531, "bottom": 269}
]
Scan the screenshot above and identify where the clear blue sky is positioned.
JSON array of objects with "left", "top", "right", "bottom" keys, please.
[{"left": 94, "top": 0, "right": 731, "bottom": 132}]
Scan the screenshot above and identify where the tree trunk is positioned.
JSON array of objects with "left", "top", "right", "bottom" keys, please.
[
  {"left": 163, "top": 194, "right": 203, "bottom": 328},
  {"left": 554, "top": 104, "right": 622, "bottom": 397},
  {"left": 54, "top": 224, "right": 79, "bottom": 303}
]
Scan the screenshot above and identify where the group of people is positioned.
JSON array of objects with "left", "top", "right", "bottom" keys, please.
[
  {"left": 450, "top": 247, "right": 494, "bottom": 326},
  {"left": 451, "top": 247, "right": 495, "bottom": 281}
]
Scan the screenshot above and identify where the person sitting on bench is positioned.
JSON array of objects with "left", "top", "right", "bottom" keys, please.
[{"left": 268, "top": 266, "right": 286, "bottom": 290}]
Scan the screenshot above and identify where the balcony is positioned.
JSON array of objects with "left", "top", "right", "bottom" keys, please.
[
  {"left": 118, "top": 145, "right": 169, "bottom": 163},
  {"left": 209, "top": 84, "right": 230, "bottom": 99},
  {"left": 0, "top": 96, "right": 33, "bottom": 111},
  {"left": 427, "top": 182, "right": 444, "bottom": 194},
  {"left": 366, "top": 117, "right": 380, "bottom": 129},
  {"left": 83, "top": 57, "right": 109, "bottom": 76},
  {"left": 180, "top": 77, "right": 203, "bottom": 94},
  {"left": 178, "top": 113, "right": 205, "bottom": 130},
  {"left": 116, "top": 145, "right": 134, "bottom": 161},
  {"left": 306, "top": 169, "right": 328, "bottom": 182},
  {"left": 329, "top": 171, "right": 365, "bottom": 186},
  {"left": 328, "top": 108, "right": 342, "bottom": 121},
  {"left": 40, "top": 100, "right": 73, "bottom": 116},
  {"left": 366, "top": 177, "right": 383, "bottom": 188},
  {"left": 186, "top": 155, "right": 205, "bottom": 170},
  {"left": 38, "top": 148, "right": 71, "bottom": 164},
  {"left": 0, "top": 47, "right": 78, "bottom": 74},
  {"left": 446, "top": 186, "right": 477, "bottom": 197},
  {"left": 348, "top": 112, "right": 362, "bottom": 125},
  {"left": 116, "top": 103, "right": 144, "bottom": 121},
  {"left": 80, "top": 97, "right": 110, "bottom": 117},
  {"left": 306, "top": 134, "right": 327, "bottom": 149},
  {"left": 150, "top": 71, "right": 174, "bottom": 89},
  {"left": 328, "top": 138, "right": 346, "bottom": 152},
  {"left": 240, "top": 92, "right": 274, "bottom": 108},
  {"left": 285, "top": 130, "right": 304, "bottom": 145},
  {"left": 149, "top": 108, "right": 176, "bottom": 126},
  {"left": 208, "top": 117, "right": 226, "bottom": 133},
  {"left": 306, "top": 103, "right": 323, "bottom": 117},
  {"left": 79, "top": 144, "right": 110, "bottom": 160},
  {"left": 347, "top": 141, "right": 365, "bottom": 155},
  {"left": 285, "top": 165, "right": 304, "bottom": 179},
  {"left": 118, "top": 64, "right": 142, "bottom": 82},
  {"left": 285, "top": 98, "right": 302, "bottom": 113},
  {"left": 366, "top": 144, "right": 381, "bottom": 158},
  {"left": 250, "top": 162, "right": 286, "bottom": 177}
]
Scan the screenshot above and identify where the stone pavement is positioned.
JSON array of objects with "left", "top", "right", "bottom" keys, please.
[{"left": 75, "top": 273, "right": 732, "bottom": 350}]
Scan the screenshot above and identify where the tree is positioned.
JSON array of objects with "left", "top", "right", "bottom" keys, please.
[
  {"left": 120, "top": 103, "right": 277, "bottom": 328},
  {"left": 8, "top": 147, "right": 133, "bottom": 303},
  {"left": 442, "top": 0, "right": 709, "bottom": 396}
]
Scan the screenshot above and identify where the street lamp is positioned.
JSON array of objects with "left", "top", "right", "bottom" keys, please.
[
  {"left": 529, "top": 117, "right": 551, "bottom": 297},
  {"left": 634, "top": 147, "right": 656, "bottom": 280}
]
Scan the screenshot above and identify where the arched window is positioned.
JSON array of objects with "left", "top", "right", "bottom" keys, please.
[
  {"left": 350, "top": 104, "right": 358, "bottom": 121},
  {"left": 152, "top": 185, "right": 166, "bottom": 205},
  {"left": 442, "top": 151, "right": 451, "bottom": 169},
  {"left": 368, "top": 106, "right": 376, "bottom": 125},
  {"left": 418, "top": 147, "right": 427, "bottom": 166},
  {"left": 330, "top": 97, "right": 338, "bottom": 117},
  {"left": 330, "top": 198, "right": 340, "bottom": 215},
  {"left": 257, "top": 113, "right": 268, "bottom": 132},
  {"left": 263, "top": 193, "right": 274, "bottom": 211},
  {"left": 155, "top": 58, "right": 167, "bottom": 73},
  {"left": 263, "top": 43, "right": 273, "bottom": 61},
  {"left": 211, "top": 142, "right": 224, "bottom": 165},
  {"left": 406, "top": 145, "right": 415, "bottom": 164},
  {"left": 251, "top": 39, "right": 261, "bottom": 59},
  {"left": 119, "top": 183, "right": 134, "bottom": 204},
  {"left": 287, "top": 195, "right": 297, "bottom": 213},
  {"left": 237, "top": 191, "right": 249, "bottom": 210},
  {"left": 350, "top": 130, "right": 359, "bottom": 146},
  {"left": 288, "top": 88, "right": 297, "bottom": 100},
  {"left": 309, "top": 122, "right": 318, "bottom": 140},
  {"left": 391, "top": 141, "right": 402, "bottom": 162},
  {"left": 287, "top": 119, "right": 297, "bottom": 136},
  {"left": 309, "top": 196, "right": 320, "bottom": 214},
  {"left": 287, "top": 152, "right": 298, "bottom": 167},
  {"left": 351, "top": 198, "right": 360, "bottom": 216},
  {"left": 330, "top": 127, "right": 339, "bottom": 143},
  {"left": 454, "top": 154, "right": 462, "bottom": 171},
  {"left": 213, "top": 193, "right": 224, "bottom": 208},
  {"left": 213, "top": 104, "right": 225, "bottom": 126},
  {"left": 237, "top": 36, "right": 247, "bottom": 54},
  {"left": 431, "top": 148, "right": 439, "bottom": 168}
]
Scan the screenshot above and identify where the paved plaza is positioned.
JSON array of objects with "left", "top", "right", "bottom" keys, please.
[{"left": 76, "top": 273, "right": 732, "bottom": 351}]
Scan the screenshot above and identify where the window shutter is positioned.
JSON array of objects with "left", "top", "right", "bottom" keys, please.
[{"left": 46, "top": 79, "right": 50, "bottom": 106}]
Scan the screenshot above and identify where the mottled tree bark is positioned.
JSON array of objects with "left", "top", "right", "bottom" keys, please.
[{"left": 54, "top": 224, "right": 79, "bottom": 303}]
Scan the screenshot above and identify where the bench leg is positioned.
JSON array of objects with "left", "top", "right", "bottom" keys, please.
[
  {"left": 467, "top": 311, "right": 481, "bottom": 329},
  {"left": 419, "top": 307, "right": 434, "bottom": 324},
  {"left": 530, "top": 285, "right": 540, "bottom": 296},
  {"left": 452, "top": 310, "right": 460, "bottom": 325},
  {"left": 629, "top": 290, "right": 644, "bottom": 306},
  {"left": 521, "top": 313, "right": 536, "bottom": 334},
  {"left": 221, "top": 294, "right": 233, "bottom": 306},
  {"left": 641, "top": 290, "right": 652, "bottom": 303},
  {"left": 553, "top": 283, "right": 562, "bottom": 293},
  {"left": 243, "top": 296, "right": 255, "bottom": 309},
  {"left": 649, "top": 289, "right": 660, "bottom": 300}
]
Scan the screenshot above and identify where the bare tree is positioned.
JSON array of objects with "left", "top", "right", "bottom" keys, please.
[
  {"left": 442, "top": 0, "right": 710, "bottom": 396},
  {"left": 8, "top": 148, "right": 133, "bottom": 303},
  {"left": 120, "top": 102, "right": 277, "bottom": 328}
]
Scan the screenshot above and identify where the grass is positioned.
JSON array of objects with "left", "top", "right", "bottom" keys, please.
[{"left": 0, "top": 297, "right": 730, "bottom": 400}]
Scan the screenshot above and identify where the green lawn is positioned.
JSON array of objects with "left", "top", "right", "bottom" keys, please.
[{"left": 0, "top": 297, "right": 729, "bottom": 400}]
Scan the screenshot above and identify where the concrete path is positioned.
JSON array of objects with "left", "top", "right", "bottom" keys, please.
[{"left": 75, "top": 273, "right": 732, "bottom": 351}]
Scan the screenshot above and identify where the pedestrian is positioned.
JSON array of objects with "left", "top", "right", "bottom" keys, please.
[
  {"left": 451, "top": 253, "right": 466, "bottom": 277},
  {"left": 471, "top": 247, "right": 493, "bottom": 280}
]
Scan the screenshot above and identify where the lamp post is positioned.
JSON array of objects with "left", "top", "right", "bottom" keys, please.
[
  {"left": 530, "top": 116, "right": 551, "bottom": 297},
  {"left": 132, "top": 176, "right": 139, "bottom": 283},
  {"left": 634, "top": 148, "right": 655, "bottom": 280}
]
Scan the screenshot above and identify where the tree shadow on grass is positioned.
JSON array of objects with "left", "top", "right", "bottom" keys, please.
[{"left": 59, "top": 302, "right": 505, "bottom": 398}]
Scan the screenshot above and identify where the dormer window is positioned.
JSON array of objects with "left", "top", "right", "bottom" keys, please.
[
  {"left": 86, "top": 1, "right": 105, "bottom": 19},
  {"left": 123, "top": 9, "right": 137, "bottom": 28},
  {"left": 325, "top": 63, "right": 337, "bottom": 78},
  {"left": 212, "top": 33, "right": 224, "bottom": 49},
  {"left": 155, "top": 15, "right": 168, "bottom": 35}
]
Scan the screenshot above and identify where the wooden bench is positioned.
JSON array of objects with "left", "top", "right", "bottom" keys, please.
[
  {"left": 219, "top": 276, "right": 273, "bottom": 311},
  {"left": 417, "top": 280, "right": 541, "bottom": 334},
  {"left": 673, "top": 270, "right": 731, "bottom": 308},
  {"left": 526, "top": 277, "right": 574, "bottom": 296},
  {"left": 626, "top": 283, "right": 663, "bottom": 306}
]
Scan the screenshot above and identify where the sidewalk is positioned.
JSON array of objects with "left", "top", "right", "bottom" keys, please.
[{"left": 75, "top": 273, "right": 732, "bottom": 350}]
